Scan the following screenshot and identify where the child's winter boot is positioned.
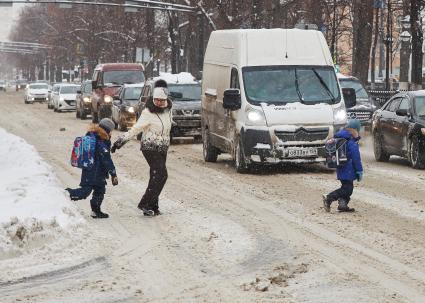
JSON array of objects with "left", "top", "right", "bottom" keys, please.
[{"left": 337, "top": 199, "right": 355, "bottom": 212}]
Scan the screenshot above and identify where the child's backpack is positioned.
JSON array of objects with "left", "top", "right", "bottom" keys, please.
[
  {"left": 325, "top": 137, "right": 348, "bottom": 169},
  {"left": 70, "top": 134, "right": 97, "bottom": 169}
]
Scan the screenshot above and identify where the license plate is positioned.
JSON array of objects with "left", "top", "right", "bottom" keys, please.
[{"left": 288, "top": 147, "right": 318, "bottom": 158}]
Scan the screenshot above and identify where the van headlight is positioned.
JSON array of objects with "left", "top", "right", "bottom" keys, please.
[
  {"left": 246, "top": 108, "right": 266, "bottom": 126},
  {"left": 333, "top": 108, "right": 347, "bottom": 124},
  {"left": 83, "top": 96, "right": 91, "bottom": 103},
  {"left": 104, "top": 95, "right": 113, "bottom": 103}
]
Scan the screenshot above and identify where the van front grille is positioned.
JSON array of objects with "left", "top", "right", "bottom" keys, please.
[{"left": 275, "top": 127, "right": 329, "bottom": 142}]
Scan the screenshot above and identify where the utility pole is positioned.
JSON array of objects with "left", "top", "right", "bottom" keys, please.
[
  {"left": 385, "top": 0, "right": 392, "bottom": 90},
  {"left": 330, "top": 0, "right": 337, "bottom": 62}
]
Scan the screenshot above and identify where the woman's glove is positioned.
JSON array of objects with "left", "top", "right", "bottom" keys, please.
[
  {"left": 356, "top": 171, "right": 363, "bottom": 182},
  {"left": 111, "top": 138, "right": 126, "bottom": 153}
]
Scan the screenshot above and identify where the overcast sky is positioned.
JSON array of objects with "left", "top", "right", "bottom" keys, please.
[{"left": 0, "top": 5, "right": 25, "bottom": 41}]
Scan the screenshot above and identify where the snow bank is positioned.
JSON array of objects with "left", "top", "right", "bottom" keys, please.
[
  {"left": 154, "top": 72, "right": 198, "bottom": 84},
  {"left": 0, "top": 128, "right": 83, "bottom": 251}
]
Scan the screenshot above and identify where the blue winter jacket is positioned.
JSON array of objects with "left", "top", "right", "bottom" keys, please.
[
  {"left": 335, "top": 129, "right": 363, "bottom": 181},
  {"left": 80, "top": 126, "right": 116, "bottom": 187}
]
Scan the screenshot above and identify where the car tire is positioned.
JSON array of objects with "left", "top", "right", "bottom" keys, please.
[
  {"left": 408, "top": 136, "right": 425, "bottom": 169},
  {"left": 118, "top": 118, "right": 126, "bottom": 131},
  {"left": 235, "top": 138, "right": 250, "bottom": 174},
  {"left": 193, "top": 135, "right": 202, "bottom": 143},
  {"left": 373, "top": 131, "right": 390, "bottom": 162},
  {"left": 202, "top": 128, "right": 218, "bottom": 163},
  {"left": 76, "top": 108, "right": 80, "bottom": 119},
  {"left": 92, "top": 110, "right": 99, "bottom": 123}
]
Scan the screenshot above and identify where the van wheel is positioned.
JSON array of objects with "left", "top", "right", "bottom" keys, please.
[
  {"left": 409, "top": 136, "right": 425, "bottom": 169},
  {"left": 373, "top": 131, "right": 390, "bottom": 162},
  {"left": 203, "top": 128, "right": 218, "bottom": 162},
  {"left": 235, "top": 139, "right": 249, "bottom": 173}
]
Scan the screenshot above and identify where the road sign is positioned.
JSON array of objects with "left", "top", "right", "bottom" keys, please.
[{"left": 136, "top": 47, "right": 150, "bottom": 63}]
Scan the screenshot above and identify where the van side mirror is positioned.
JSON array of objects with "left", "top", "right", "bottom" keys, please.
[
  {"left": 342, "top": 88, "right": 356, "bottom": 108},
  {"left": 223, "top": 89, "right": 241, "bottom": 110},
  {"left": 396, "top": 109, "right": 408, "bottom": 116},
  {"left": 113, "top": 95, "right": 120, "bottom": 100},
  {"left": 77, "top": 90, "right": 82, "bottom": 94}
]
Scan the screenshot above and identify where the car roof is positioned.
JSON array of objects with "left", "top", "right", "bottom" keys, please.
[
  {"left": 94, "top": 63, "right": 144, "bottom": 72},
  {"left": 122, "top": 83, "right": 144, "bottom": 88}
]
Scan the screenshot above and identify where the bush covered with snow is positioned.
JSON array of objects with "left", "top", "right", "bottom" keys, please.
[{"left": 0, "top": 128, "right": 83, "bottom": 252}]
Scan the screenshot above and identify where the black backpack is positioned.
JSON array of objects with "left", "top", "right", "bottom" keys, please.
[{"left": 325, "top": 137, "right": 348, "bottom": 169}]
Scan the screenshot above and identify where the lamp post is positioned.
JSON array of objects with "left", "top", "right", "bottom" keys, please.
[{"left": 399, "top": 18, "right": 411, "bottom": 90}]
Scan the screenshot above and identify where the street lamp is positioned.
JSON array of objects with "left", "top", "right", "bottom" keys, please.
[{"left": 399, "top": 15, "right": 411, "bottom": 90}]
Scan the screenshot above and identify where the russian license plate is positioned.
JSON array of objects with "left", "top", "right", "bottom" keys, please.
[{"left": 288, "top": 147, "right": 318, "bottom": 158}]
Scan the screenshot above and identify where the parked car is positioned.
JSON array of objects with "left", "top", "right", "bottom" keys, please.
[
  {"left": 337, "top": 73, "right": 375, "bottom": 125},
  {"left": 52, "top": 84, "right": 79, "bottom": 112},
  {"left": 48, "top": 84, "right": 61, "bottom": 109},
  {"left": 76, "top": 80, "right": 92, "bottom": 120},
  {"left": 0, "top": 80, "right": 6, "bottom": 91},
  {"left": 137, "top": 74, "right": 202, "bottom": 140},
  {"left": 372, "top": 90, "right": 425, "bottom": 169},
  {"left": 112, "top": 83, "right": 143, "bottom": 131},
  {"left": 24, "top": 83, "right": 49, "bottom": 104},
  {"left": 201, "top": 29, "right": 350, "bottom": 173},
  {"left": 91, "top": 63, "right": 145, "bottom": 123}
]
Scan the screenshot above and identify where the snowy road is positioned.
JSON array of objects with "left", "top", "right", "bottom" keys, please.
[{"left": 1, "top": 91, "right": 425, "bottom": 302}]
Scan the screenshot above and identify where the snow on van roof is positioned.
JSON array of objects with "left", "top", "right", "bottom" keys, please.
[{"left": 154, "top": 72, "right": 197, "bottom": 84}]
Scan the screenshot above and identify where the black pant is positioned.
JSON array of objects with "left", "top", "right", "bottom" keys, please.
[
  {"left": 68, "top": 185, "right": 106, "bottom": 212},
  {"left": 139, "top": 150, "right": 168, "bottom": 211},
  {"left": 327, "top": 180, "right": 354, "bottom": 203}
]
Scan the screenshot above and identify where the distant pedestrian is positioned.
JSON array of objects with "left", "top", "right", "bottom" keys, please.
[
  {"left": 112, "top": 86, "right": 172, "bottom": 217},
  {"left": 323, "top": 119, "right": 363, "bottom": 212},
  {"left": 66, "top": 118, "right": 118, "bottom": 219}
]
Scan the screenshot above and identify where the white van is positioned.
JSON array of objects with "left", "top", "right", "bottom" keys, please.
[{"left": 201, "top": 29, "right": 353, "bottom": 172}]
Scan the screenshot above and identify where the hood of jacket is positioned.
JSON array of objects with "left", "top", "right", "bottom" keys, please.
[
  {"left": 88, "top": 125, "right": 110, "bottom": 141},
  {"left": 335, "top": 128, "right": 359, "bottom": 141}
]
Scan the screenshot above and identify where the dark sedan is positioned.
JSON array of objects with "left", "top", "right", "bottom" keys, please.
[
  {"left": 76, "top": 80, "right": 92, "bottom": 120},
  {"left": 372, "top": 91, "right": 425, "bottom": 168},
  {"left": 169, "top": 83, "right": 202, "bottom": 140},
  {"left": 112, "top": 84, "right": 144, "bottom": 131}
]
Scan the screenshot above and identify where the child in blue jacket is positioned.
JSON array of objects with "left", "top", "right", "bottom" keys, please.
[
  {"left": 323, "top": 119, "right": 363, "bottom": 212},
  {"left": 66, "top": 118, "right": 118, "bottom": 219}
]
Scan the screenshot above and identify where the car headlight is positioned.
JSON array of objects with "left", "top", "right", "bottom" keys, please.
[
  {"left": 246, "top": 108, "right": 266, "bottom": 126},
  {"left": 104, "top": 95, "right": 113, "bottom": 103},
  {"left": 172, "top": 109, "right": 179, "bottom": 116},
  {"left": 83, "top": 96, "right": 91, "bottom": 103},
  {"left": 333, "top": 108, "right": 347, "bottom": 124},
  {"left": 127, "top": 106, "right": 135, "bottom": 113},
  {"left": 421, "top": 128, "right": 425, "bottom": 136}
]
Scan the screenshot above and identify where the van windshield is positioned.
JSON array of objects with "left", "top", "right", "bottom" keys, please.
[
  {"left": 242, "top": 66, "right": 340, "bottom": 105},
  {"left": 103, "top": 71, "right": 145, "bottom": 86},
  {"left": 339, "top": 79, "right": 369, "bottom": 99}
]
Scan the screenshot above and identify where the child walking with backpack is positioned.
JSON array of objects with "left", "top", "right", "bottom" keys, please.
[
  {"left": 323, "top": 119, "right": 363, "bottom": 213},
  {"left": 66, "top": 118, "right": 118, "bottom": 219}
]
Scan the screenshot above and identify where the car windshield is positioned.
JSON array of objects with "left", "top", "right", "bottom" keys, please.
[
  {"left": 30, "top": 84, "right": 48, "bottom": 90},
  {"left": 124, "top": 87, "right": 143, "bottom": 100},
  {"left": 60, "top": 86, "right": 79, "bottom": 94},
  {"left": 242, "top": 66, "right": 340, "bottom": 105},
  {"left": 168, "top": 84, "right": 201, "bottom": 101},
  {"left": 339, "top": 79, "right": 369, "bottom": 99},
  {"left": 83, "top": 83, "right": 92, "bottom": 93},
  {"left": 415, "top": 96, "right": 425, "bottom": 116},
  {"left": 103, "top": 71, "right": 145, "bottom": 86}
]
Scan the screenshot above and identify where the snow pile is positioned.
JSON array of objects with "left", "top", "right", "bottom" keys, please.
[
  {"left": 0, "top": 128, "right": 83, "bottom": 252},
  {"left": 155, "top": 72, "right": 198, "bottom": 84}
]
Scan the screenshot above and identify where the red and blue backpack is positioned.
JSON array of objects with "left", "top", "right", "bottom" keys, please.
[{"left": 70, "top": 134, "right": 97, "bottom": 169}]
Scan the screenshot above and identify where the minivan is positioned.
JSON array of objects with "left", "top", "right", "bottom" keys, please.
[
  {"left": 91, "top": 63, "right": 145, "bottom": 122},
  {"left": 201, "top": 29, "right": 354, "bottom": 172}
]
